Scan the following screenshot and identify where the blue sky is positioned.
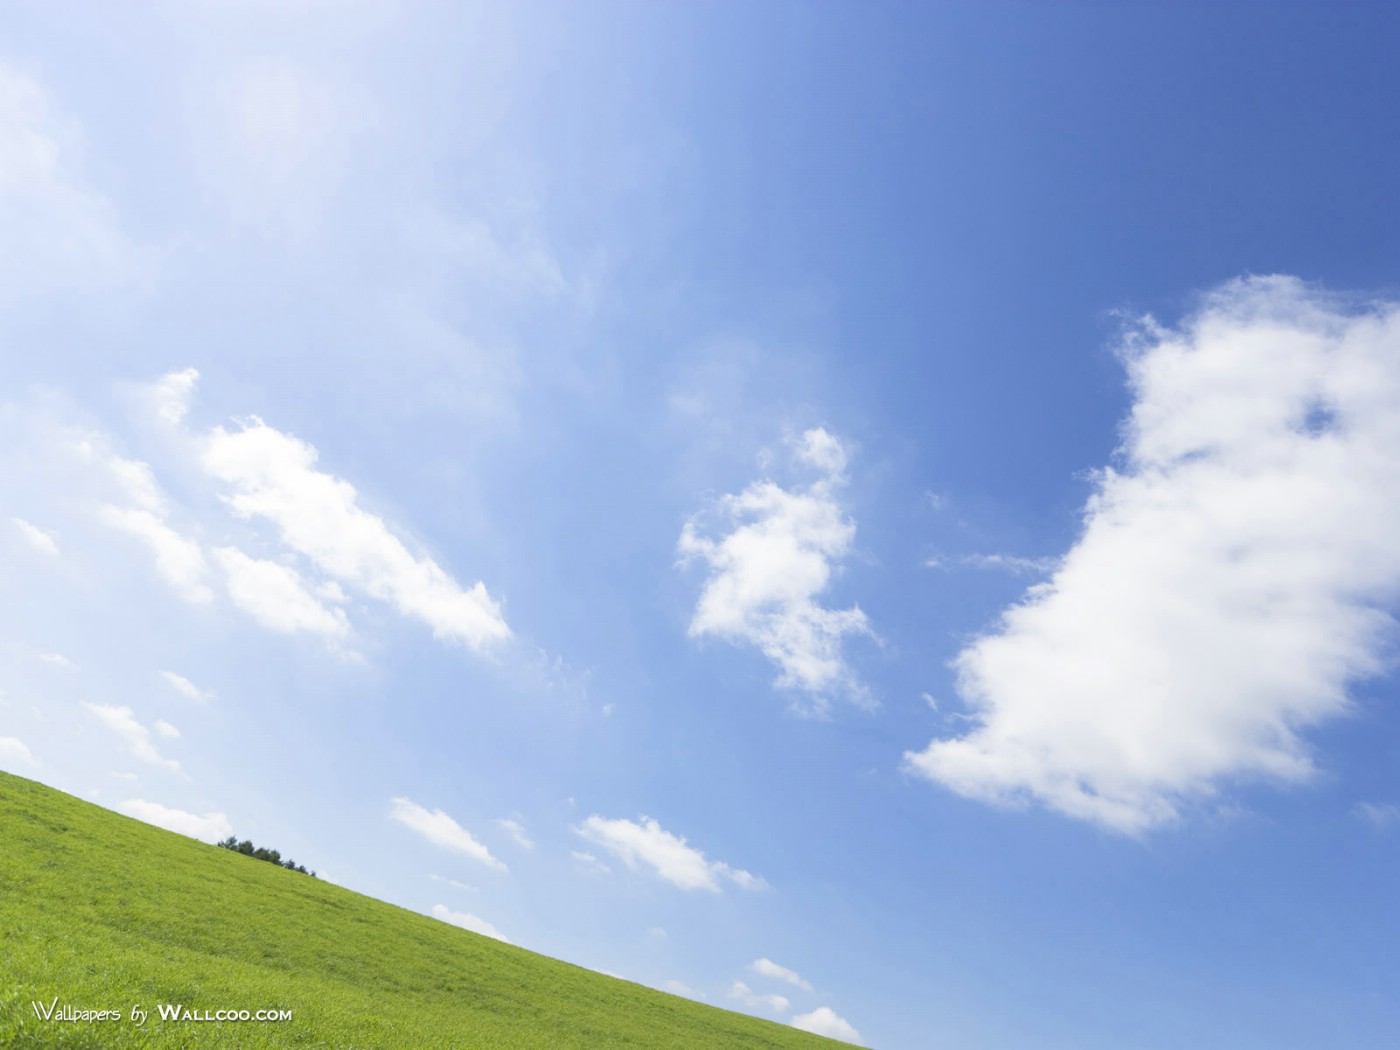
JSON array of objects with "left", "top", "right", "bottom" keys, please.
[{"left": 4, "top": 2, "right": 1400, "bottom": 1047}]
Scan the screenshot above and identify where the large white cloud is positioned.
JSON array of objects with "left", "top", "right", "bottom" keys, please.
[
  {"left": 201, "top": 411, "right": 510, "bottom": 651},
  {"left": 430, "top": 903, "right": 510, "bottom": 943},
  {"left": 678, "top": 428, "right": 872, "bottom": 712},
  {"left": 575, "top": 815, "right": 765, "bottom": 893},
  {"left": 83, "top": 703, "right": 181, "bottom": 773},
  {"left": 790, "top": 1006, "right": 863, "bottom": 1044},
  {"left": 908, "top": 276, "right": 1400, "bottom": 833},
  {"left": 389, "top": 797, "right": 506, "bottom": 872},
  {"left": 120, "top": 799, "right": 232, "bottom": 842}
]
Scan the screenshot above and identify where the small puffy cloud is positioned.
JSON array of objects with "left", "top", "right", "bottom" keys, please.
[
  {"left": 201, "top": 412, "right": 510, "bottom": 650},
  {"left": 662, "top": 979, "right": 704, "bottom": 1000},
  {"left": 575, "top": 815, "right": 765, "bottom": 893},
  {"left": 679, "top": 428, "right": 872, "bottom": 713},
  {"left": 12, "top": 517, "right": 59, "bottom": 556},
  {"left": 83, "top": 703, "right": 180, "bottom": 772},
  {"left": 750, "top": 958, "right": 814, "bottom": 992},
  {"left": 100, "top": 505, "right": 213, "bottom": 604},
  {"left": 389, "top": 797, "right": 506, "bottom": 872},
  {"left": 0, "top": 737, "right": 36, "bottom": 768},
  {"left": 430, "top": 903, "right": 509, "bottom": 943},
  {"left": 153, "top": 720, "right": 181, "bottom": 740},
  {"left": 120, "top": 799, "right": 231, "bottom": 842},
  {"left": 213, "top": 546, "right": 351, "bottom": 641},
  {"left": 1356, "top": 802, "right": 1400, "bottom": 829},
  {"left": 160, "top": 671, "right": 214, "bottom": 703},
  {"left": 791, "top": 1006, "right": 863, "bottom": 1045},
  {"left": 729, "top": 981, "right": 789, "bottom": 1015},
  {"left": 496, "top": 818, "right": 534, "bottom": 850},
  {"left": 908, "top": 276, "right": 1400, "bottom": 833}
]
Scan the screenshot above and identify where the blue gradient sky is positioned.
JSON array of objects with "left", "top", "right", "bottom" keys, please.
[{"left": 4, "top": 4, "right": 1400, "bottom": 1048}]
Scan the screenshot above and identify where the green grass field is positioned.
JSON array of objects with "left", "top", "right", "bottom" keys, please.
[{"left": 0, "top": 772, "right": 854, "bottom": 1049}]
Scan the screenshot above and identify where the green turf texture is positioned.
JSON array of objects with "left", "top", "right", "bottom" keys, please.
[{"left": 0, "top": 771, "right": 855, "bottom": 1049}]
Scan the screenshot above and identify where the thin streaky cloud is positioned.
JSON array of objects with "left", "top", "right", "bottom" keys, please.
[
  {"left": 389, "top": 797, "right": 507, "bottom": 872},
  {"left": 576, "top": 815, "right": 765, "bottom": 893}
]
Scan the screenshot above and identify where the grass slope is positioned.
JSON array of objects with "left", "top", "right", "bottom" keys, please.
[{"left": 0, "top": 772, "right": 853, "bottom": 1049}]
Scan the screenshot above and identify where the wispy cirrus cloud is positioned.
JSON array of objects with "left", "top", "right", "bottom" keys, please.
[
  {"left": 11, "top": 516, "right": 59, "bottom": 556},
  {"left": 159, "top": 671, "right": 214, "bottom": 703},
  {"left": 908, "top": 276, "right": 1400, "bottom": 834},
  {"left": 679, "top": 428, "right": 872, "bottom": 713},
  {"left": 389, "top": 797, "right": 506, "bottom": 872},
  {"left": 575, "top": 815, "right": 765, "bottom": 893}
]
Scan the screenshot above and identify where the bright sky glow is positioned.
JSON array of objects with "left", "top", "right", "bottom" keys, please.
[{"left": 4, "top": 5, "right": 1400, "bottom": 1048}]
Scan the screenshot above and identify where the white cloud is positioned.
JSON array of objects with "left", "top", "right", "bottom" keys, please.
[
  {"left": 575, "top": 815, "right": 765, "bottom": 893},
  {"left": 83, "top": 703, "right": 181, "bottom": 772},
  {"left": 12, "top": 516, "right": 59, "bottom": 556},
  {"left": 160, "top": 671, "right": 214, "bottom": 703},
  {"left": 429, "top": 874, "right": 476, "bottom": 892},
  {"left": 571, "top": 850, "right": 611, "bottom": 875},
  {"left": 100, "top": 505, "right": 214, "bottom": 604},
  {"left": 153, "top": 720, "right": 181, "bottom": 740},
  {"left": 678, "top": 428, "right": 872, "bottom": 713},
  {"left": 201, "top": 410, "right": 510, "bottom": 650},
  {"left": 908, "top": 276, "right": 1400, "bottom": 833},
  {"left": 956, "top": 553, "right": 1058, "bottom": 574},
  {"left": 791, "top": 1006, "right": 863, "bottom": 1044},
  {"left": 120, "top": 799, "right": 232, "bottom": 842},
  {"left": 37, "top": 651, "right": 76, "bottom": 669},
  {"left": 729, "top": 981, "right": 789, "bottom": 1015},
  {"left": 662, "top": 979, "right": 705, "bottom": 1000},
  {"left": 1356, "top": 802, "right": 1400, "bottom": 829},
  {"left": 430, "top": 903, "right": 509, "bottom": 943},
  {"left": 496, "top": 818, "right": 534, "bottom": 850},
  {"left": 0, "top": 63, "right": 145, "bottom": 303},
  {"left": 0, "top": 736, "right": 36, "bottom": 767},
  {"left": 389, "top": 797, "right": 506, "bottom": 872},
  {"left": 151, "top": 368, "right": 199, "bottom": 426},
  {"left": 213, "top": 546, "right": 351, "bottom": 641},
  {"left": 750, "top": 958, "right": 814, "bottom": 993}
]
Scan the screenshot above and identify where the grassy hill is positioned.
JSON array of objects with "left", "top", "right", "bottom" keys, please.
[{"left": 0, "top": 772, "right": 855, "bottom": 1049}]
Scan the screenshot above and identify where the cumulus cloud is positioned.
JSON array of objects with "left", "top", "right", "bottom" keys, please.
[
  {"left": 213, "top": 546, "right": 351, "bottom": 642},
  {"left": 12, "top": 516, "right": 59, "bottom": 556},
  {"left": 678, "top": 428, "right": 872, "bottom": 712},
  {"left": 430, "top": 903, "right": 509, "bottom": 943},
  {"left": 729, "top": 981, "right": 789, "bottom": 1015},
  {"left": 83, "top": 703, "right": 181, "bottom": 772},
  {"left": 201, "top": 409, "right": 510, "bottom": 650},
  {"left": 120, "top": 799, "right": 232, "bottom": 842},
  {"left": 908, "top": 276, "right": 1400, "bottom": 833},
  {"left": 750, "top": 958, "right": 814, "bottom": 992},
  {"left": 153, "top": 720, "right": 181, "bottom": 740},
  {"left": 496, "top": 818, "right": 534, "bottom": 850},
  {"left": 0, "top": 736, "right": 36, "bottom": 767},
  {"left": 791, "top": 1006, "right": 863, "bottom": 1044},
  {"left": 160, "top": 671, "right": 214, "bottom": 702},
  {"left": 389, "top": 797, "right": 506, "bottom": 872},
  {"left": 575, "top": 815, "right": 765, "bottom": 893}
]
